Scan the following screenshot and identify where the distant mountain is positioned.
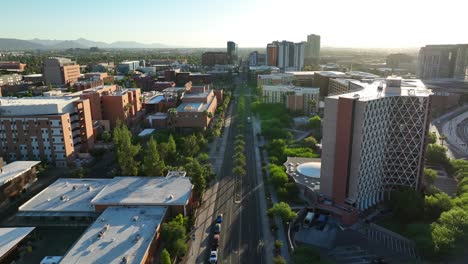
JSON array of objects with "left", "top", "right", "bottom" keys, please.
[
  {"left": 0, "top": 38, "right": 45, "bottom": 50},
  {"left": 107, "top": 41, "right": 169, "bottom": 49},
  {"left": 29, "top": 38, "right": 63, "bottom": 46},
  {"left": 0, "top": 38, "right": 174, "bottom": 50},
  {"left": 50, "top": 40, "right": 88, "bottom": 49}
]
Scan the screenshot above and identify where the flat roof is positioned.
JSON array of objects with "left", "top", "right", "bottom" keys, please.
[
  {"left": 146, "top": 95, "right": 165, "bottom": 104},
  {"left": 0, "top": 227, "right": 35, "bottom": 258},
  {"left": 147, "top": 112, "right": 168, "bottom": 120},
  {"left": 23, "top": 74, "right": 43, "bottom": 77},
  {"left": 0, "top": 96, "right": 78, "bottom": 106},
  {"left": 91, "top": 176, "right": 193, "bottom": 207},
  {"left": 263, "top": 85, "right": 320, "bottom": 95},
  {"left": 138, "top": 129, "right": 155, "bottom": 137},
  {"left": 285, "top": 157, "right": 321, "bottom": 191},
  {"left": 176, "top": 102, "right": 205, "bottom": 112},
  {"left": 60, "top": 206, "right": 166, "bottom": 264},
  {"left": 285, "top": 71, "right": 317, "bottom": 76},
  {"left": 183, "top": 91, "right": 210, "bottom": 98},
  {"left": 328, "top": 78, "right": 432, "bottom": 101},
  {"left": 19, "top": 178, "right": 110, "bottom": 214},
  {"left": 316, "top": 71, "right": 346, "bottom": 77},
  {"left": 0, "top": 161, "right": 40, "bottom": 187}
]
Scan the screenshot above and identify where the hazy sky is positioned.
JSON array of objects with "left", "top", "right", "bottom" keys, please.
[{"left": 2, "top": 0, "right": 468, "bottom": 48}]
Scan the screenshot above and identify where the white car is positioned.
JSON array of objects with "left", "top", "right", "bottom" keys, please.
[{"left": 209, "top": 250, "right": 218, "bottom": 263}]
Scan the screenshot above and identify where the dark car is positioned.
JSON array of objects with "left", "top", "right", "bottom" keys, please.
[
  {"left": 216, "top": 214, "right": 223, "bottom": 224},
  {"left": 214, "top": 223, "right": 221, "bottom": 234}
]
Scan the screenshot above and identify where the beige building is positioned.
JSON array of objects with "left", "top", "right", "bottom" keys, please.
[
  {"left": 262, "top": 85, "right": 319, "bottom": 114},
  {"left": 43, "top": 57, "right": 80, "bottom": 86},
  {"left": 0, "top": 97, "right": 94, "bottom": 167}
]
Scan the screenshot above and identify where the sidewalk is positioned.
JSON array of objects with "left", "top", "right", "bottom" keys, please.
[
  {"left": 252, "top": 116, "right": 291, "bottom": 263},
  {"left": 185, "top": 103, "right": 233, "bottom": 264}
]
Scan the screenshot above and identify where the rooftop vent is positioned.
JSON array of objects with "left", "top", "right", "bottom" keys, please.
[
  {"left": 132, "top": 216, "right": 139, "bottom": 222},
  {"left": 122, "top": 257, "right": 128, "bottom": 264},
  {"left": 167, "top": 195, "right": 174, "bottom": 201},
  {"left": 72, "top": 185, "right": 78, "bottom": 190},
  {"left": 134, "top": 234, "right": 141, "bottom": 242},
  {"left": 87, "top": 186, "right": 93, "bottom": 191},
  {"left": 60, "top": 195, "right": 69, "bottom": 201}
]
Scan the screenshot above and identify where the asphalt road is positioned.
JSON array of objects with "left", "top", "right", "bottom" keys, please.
[{"left": 210, "top": 72, "right": 264, "bottom": 264}]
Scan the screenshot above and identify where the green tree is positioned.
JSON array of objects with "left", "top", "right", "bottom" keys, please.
[
  {"left": 182, "top": 134, "right": 200, "bottom": 157},
  {"left": 424, "top": 168, "right": 437, "bottom": 185},
  {"left": 309, "top": 115, "right": 321, "bottom": 130},
  {"left": 101, "top": 131, "right": 112, "bottom": 142},
  {"left": 303, "top": 136, "right": 318, "bottom": 148},
  {"left": 161, "top": 217, "right": 187, "bottom": 257},
  {"left": 268, "top": 202, "right": 297, "bottom": 223},
  {"left": 184, "top": 158, "right": 207, "bottom": 196},
  {"left": 424, "top": 192, "right": 453, "bottom": 221},
  {"left": 428, "top": 132, "right": 437, "bottom": 144},
  {"left": 160, "top": 249, "right": 171, "bottom": 264},
  {"left": 142, "top": 137, "right": 165, "bottom": 176},
  {"left": 269, "top": 164, "right": 289, "bottom": 187},
  {"left": 426, "top": 144, "right": 450, "bottom": 167},
  {"left": 273, "top": 256, "right": 286, "bottom": 264},
  {"left": 113, "top": 121, "right": 141, "bottom": 176},
  {"left": 389, "top": 187, "right": 424, "bottom": 223}
]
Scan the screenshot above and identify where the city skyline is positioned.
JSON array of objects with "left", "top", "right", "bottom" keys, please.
[{"left": 2, "top": 0, "right": 468, "bottom": 48}]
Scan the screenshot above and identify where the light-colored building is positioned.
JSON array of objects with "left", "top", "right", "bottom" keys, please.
[
  {"left": 417, "top": 44, "right": 468, "bottom": 80},
  {"left": 91, "top": 175, "right": 194, "bottom": 216},
  {"left": 0, "top": 227, "right": 35, "bottom": 263},
  {"left": 257, "top": 73, "right": 294, "bottom": 86},
  {"left": 0, "top": 74, "right": 22, "bottom": 87},
  {"left": 43, "top": 57, "right": 80, "bottom": 86},
  {"left": 262, "top": 85, "right": 319, "bottom": 114},
  {"left": 305, "top": 34, "right": 321, "bottom": 64},
  {"left": 294, "top": 42, "right": 306, "bottom": 71},
  {"left": 0, "top": 97, "right": 94, "bottom": 166},
  {"left": 117, "top": 61, "right": 140, "bottom": 74},
  {"left": 59, "top": 206, "right": 167, "bottom": 264},
  {"left": 321, "top": 77, "right": 432, "bottom": 211}
]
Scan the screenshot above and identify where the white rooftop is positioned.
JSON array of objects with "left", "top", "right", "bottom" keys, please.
[
  {"left": 60, "top": 206, "right": 166, "bottom": 264},
  {"left": 19, "top": 178, "right": 110, "bottom": 213},
  {"left": 0, "top": 161, "right": 40, "bottom": 187},
  {"left": 0, "top": 96, "right": 78, "bottom": 106},
  {"left": 137, "top": 129, "right": 155, "bottom": 137},
  {"left": 328, "top": 77, "right": 432, "bottom": 101},
  {"left": 0, "top": 227, "right": 35, "bottom": 258},
  {"left": 91, "top": 176, "right": 193, "bottom": 207},
  {"left": 263, "top": 85, "right": 320, "bottom": 95}
]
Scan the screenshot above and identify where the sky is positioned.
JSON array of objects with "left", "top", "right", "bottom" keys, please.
[{"left": 2, "top": 0, "right": 468, "bottom": 48}]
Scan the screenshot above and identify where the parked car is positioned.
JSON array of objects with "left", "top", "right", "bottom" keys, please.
[
  {"left": 209, "top": 250, "right": 218, "bottom": 263},
  {"left": 216, "top": 214, "right": 223, "bottom": 223},
  {"left": 212, "top": 234, "right": 220, "bottom": 248},
  {"left": 214, "top": 223, "right": 221, "bottom": 234}
]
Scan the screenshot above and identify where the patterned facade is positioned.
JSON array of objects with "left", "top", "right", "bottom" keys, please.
[{"left": 321, "top": 78, "right": 432, "bottom": 210}]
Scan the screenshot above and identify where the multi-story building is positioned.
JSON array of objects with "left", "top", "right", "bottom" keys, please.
[
  {"left": 0, "top": 97, "right": 94, "bottom": 166},
  {"left": 73, "top": 79, "right": 104, "bottom": 91},
  {"left": 90, "top": 62, "right": 114, "bottom": 73},
  {"left": 201, "top": 52, "right": 228, "bottom": 67},
  {"left": 286, "top": 71, "right": 316, "bottom": 87},
  {"left": 320, "top": 77, "right": 432, "bottom": 211},
  {"left": 74, "top": 85, "right": 141, "bottom": 129},
  {"left": 0, "top": 74, "right": 22, "bottom": 87},
  {"left": 417, "top": 44, "right": 468, "bottom": 80},
  {"left": 305, "top": 34, "right": 321, "bottom": 65},
  {"left": 249, "top": 51, "right": 266, "bottom": 66},
  {"left": 262, "top": 85, "right": 319, "bottom": 114},
  {"left": 314, "top": 71, "right": 347, "bottom": 97},
  {"left": 0, "top": 160, "right": 40, "bottom": 205},
  {"left": 43, "top": 57, "right": 80, "bottom": 86},
  {"left": 174, "top": 86, "right": 217, "bottom": 129},
  {"left": 227, "top": 41, "right": 238, "bottom": 65},
  {"left": 257, "top": 73, "right": 294, "bottom": 86},
  {"left": 267, "top": 43, "right": 278, "bottom": 66},
  {"left": 0, "top": 61, "right": 26, "bottom": 72},
  {"left": 117, "top": 61, "right": 140, "bottom": 74},
  {"left": 268, "top": 41, "right": 305, "bottom": 71}
]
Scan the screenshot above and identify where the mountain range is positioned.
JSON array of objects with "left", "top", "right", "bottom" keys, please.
[{"left": 0, "top": 38, "right": 173, "bottom": 50}]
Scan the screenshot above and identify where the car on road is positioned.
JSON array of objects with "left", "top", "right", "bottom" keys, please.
[
  {"left": 216, "top": 214, "right": 223, "bottom": 223},
  {"left": 214, "top": 223, "right": 221, "bottom": 234},
  {"left": 209, "top": 250, "right": 218, "bottom": 263}
]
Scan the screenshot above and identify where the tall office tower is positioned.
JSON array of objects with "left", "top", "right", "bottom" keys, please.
[
  {"left": 0, "top": 97, "right": 94, "bottom": 167},
  {"left": 417, "top": 44, "right": 468, "bottom": 80},
  {"left": 267, "top": 42, "right": 279, "bottom": 66},
  {"left": 43, "top": 57, "right": 80, "bottom": 86},
  {"left": 305, "top": 34, "right": 321, "bottom": 65},
  {"left": 227, "top": 41, "right": 238, "bottom": 65},
  {"left": 277, "top": 41, "right": 296, "bottom": 71},
  {"left": 320, "top": 77, "right": 432, "bottom": 210},
  {"left": 294, "top": 42, "right": 306, "bottom": 71},
  {"left": 249, "top": 51, "right": 266, "bottom": 66}
]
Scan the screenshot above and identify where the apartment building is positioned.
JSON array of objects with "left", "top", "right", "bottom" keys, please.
[
  {"left": 321, "top": 77, "right": 432, "bottom": 211},
  {"left": 417, "top": 44, "right": 468, "bottom": 80},
  {"left": 0, "top": 97, "right": 94, "bottom": 167},
  {"left": 201, "top": 52, "right": 228, "bottom": 67},
  {"left": 43, "top": 57, "right": 80, "bottom": 86},
  {"left": 0, "top": 61, "right": 26, "bottom": 72},
  {"left": 262, "top": 85, "right": 319, "bottom": 114}
]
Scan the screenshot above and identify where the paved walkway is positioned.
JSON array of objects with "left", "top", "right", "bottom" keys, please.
[
  {"left": 253, "top": 116, "right": 291, "bottom": 262},
  {"left": 185, "top": 102, "right": 233, "bottom": 264}
]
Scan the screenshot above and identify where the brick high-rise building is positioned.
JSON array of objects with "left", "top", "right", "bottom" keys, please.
[
  {"left": 201, "top": 52, "right": 228, "bottom": 66},
  {"left": 0, "top": 61, "right": 26, "bottom": 72},
  {"left": 43, "top": 57, "right": 80, "bottom": 86},
  {"left": 320, "top": 77, "right": 432, "bottom": 210},
  {"left": 267, "top": 43, "right": 278, "bottom": 66},
  {"left": 0, "top": 97, "right": 94, "bottom": 167}
]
